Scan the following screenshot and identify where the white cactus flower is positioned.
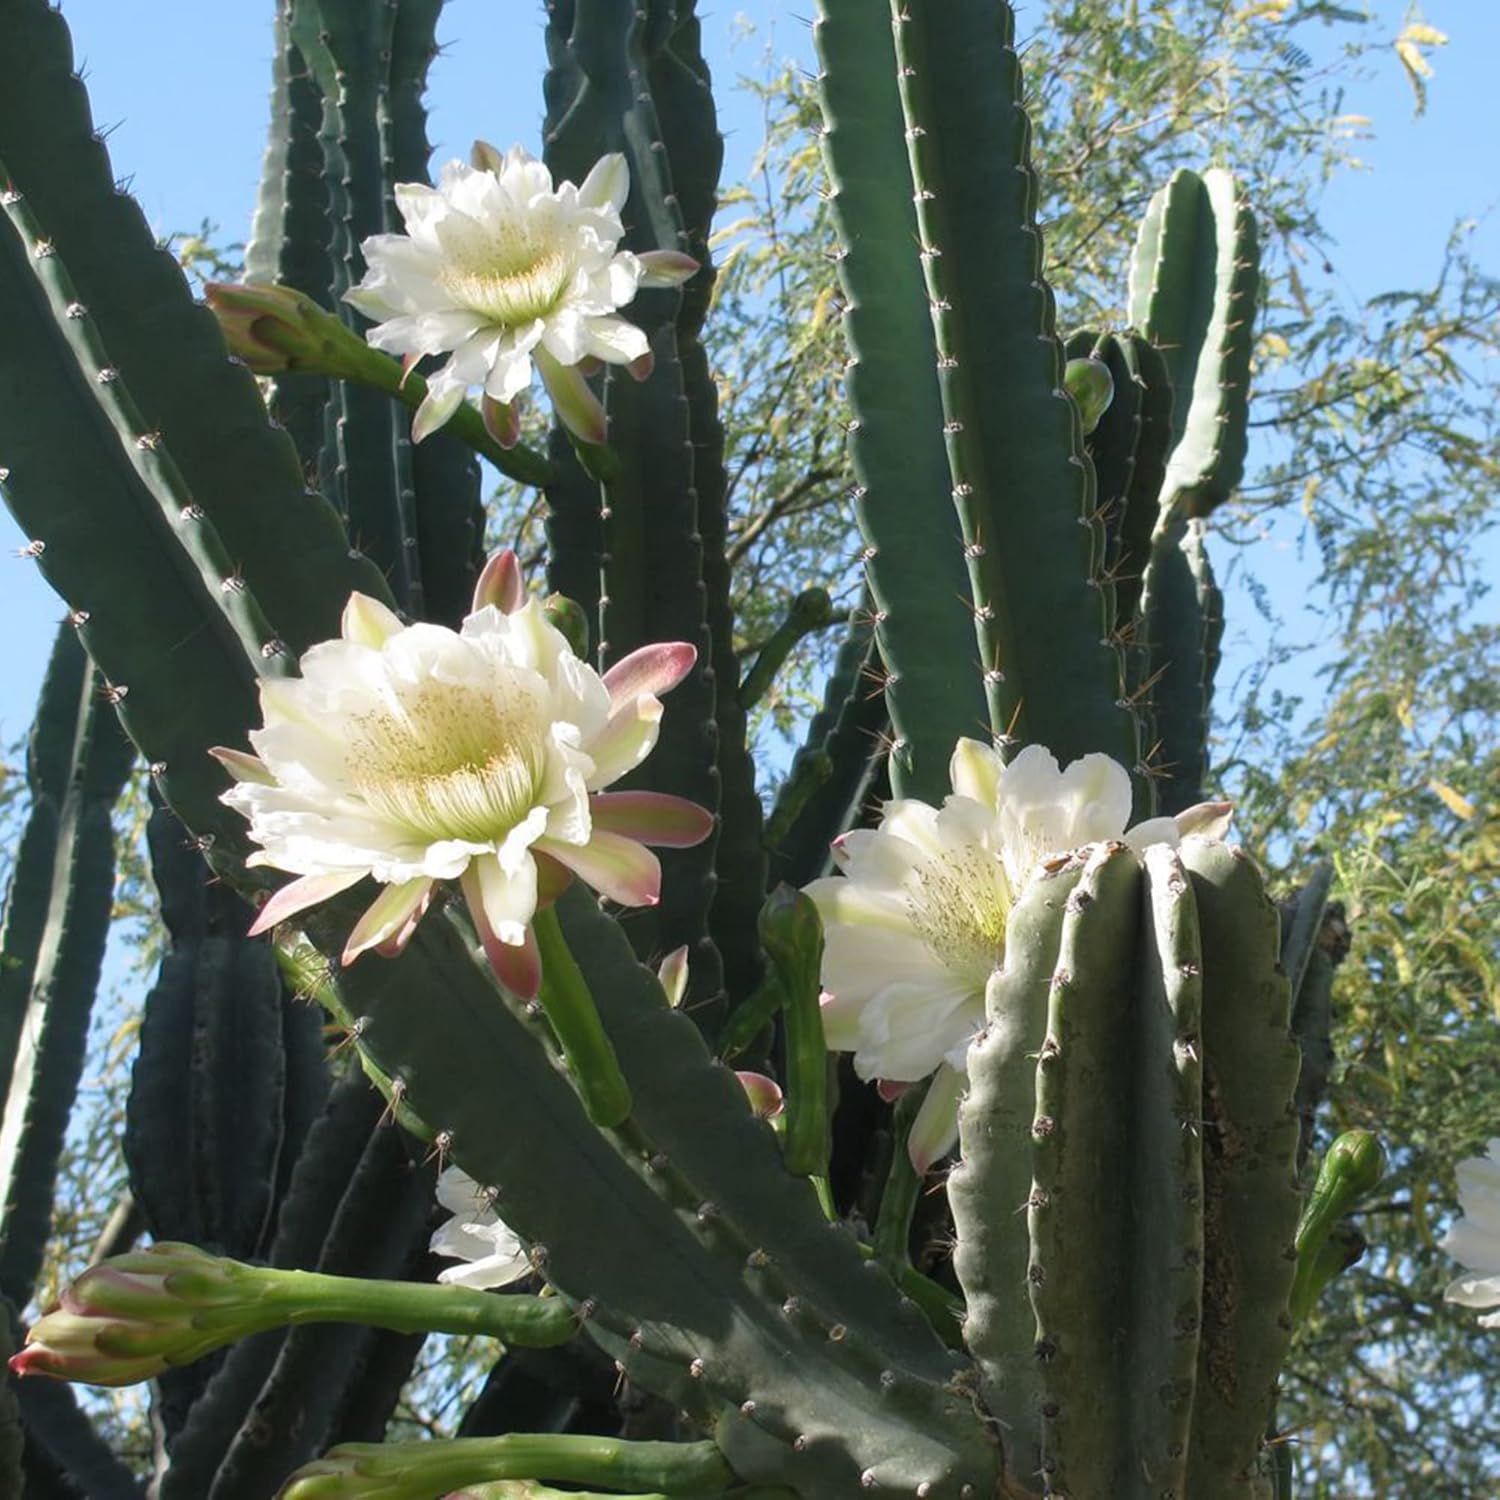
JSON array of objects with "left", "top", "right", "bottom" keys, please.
[
  {"left": 1441, "top": 1138, "right": 1500, "bottom": 1328},
  {"left": 213, "top": 551, "right": 712, "bottom": 999},
  {"left": 345, "top": 141, "right": 697, "bottom": 445},
  {"left": 430, "top": 1167, "right": 531, "bottom": 1291},
  {"left": 805, "top": 740, "right": 1231, "bottom": 1173}
]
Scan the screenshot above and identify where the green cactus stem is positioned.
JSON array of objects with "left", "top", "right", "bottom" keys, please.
[
  {"left": 1139, "top": 512, "right": 1223, "bottom": 813},
  {"left": 0, "top": 626, "right": 134, "bottom": 1313},
  {"left": 1182, "top": 839, "right": 1302, "bottom": 1497},
  {"left": 280, "top": 1433, "right": 734, "bottom": 1500},
  {"left": 888, "top": 1, "right": 1144, "bottom": 797},
  {"left": 1128, "top": 167, "right": 1259, "bottom": 521},
  {"left": 764, "top": 610, "right": 886, "bottom": 891},
  {"left": 531, "top": 908, "right": 634, "bottom": 1129},
  {"left": 812, "top": 0, "right": 987, "bottom": 803},
  {"left": 739, "top": 588, "right": 835, "bottom": 713},
  {"left": 757, "top": 887, "right": 828, "bottom": 1179},
  {"left": 0, "top": 0, "right": 387, "bottom": 654}
]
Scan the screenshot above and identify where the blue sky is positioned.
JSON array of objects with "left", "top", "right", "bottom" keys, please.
[{"left": 1, "top": 0, "right": 1495, "bottom": 755}]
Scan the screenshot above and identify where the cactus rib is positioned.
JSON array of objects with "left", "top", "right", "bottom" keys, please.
[
  {"left": 888, "top": 1, "right": 1144, "bottom": 800},
  {"left": 811, "top": 0, "right": 987, "bottom": 803},
  {"left": 0, "top": 0, "right": 388, "bottom": 652},
  {"left": 0, "top": 627, "right": 133, "bottom": 1312}
]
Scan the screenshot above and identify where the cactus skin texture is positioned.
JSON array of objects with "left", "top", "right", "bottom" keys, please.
[
  {"left": 811, "top": 0, "right": 987, "bottom": 804},
  {"left": 0, "top": 626, "right": 134, "bottom": 1314},
  {"left": 0, "top": 0, "right": 1344, "bottom": 1495},
  {"left": 1128, "top": 167, "right": 1260, "bottom": 522},
  {"left": 953, "top": 837, "right": 1298, "bottom": 1498}
]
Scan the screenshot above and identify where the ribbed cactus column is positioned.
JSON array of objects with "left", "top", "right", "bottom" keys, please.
[
  {"left": 812, "top": 0, "right": 986, "bottom": 804},
  {"left": 0, "top": 626, "right": 134, "bottom": 1313},
  {"left": 1128, "top": 168, "right": 1260, "bottom": 522},
  {"left": 886, "top": 1, "right": 1146, "bottom": 806},
  {"left": 951, "top": 835, "right": 1302, "bottom": 1497}
]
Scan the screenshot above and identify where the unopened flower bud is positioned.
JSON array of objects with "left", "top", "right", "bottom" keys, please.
[
  {"left": 204, "top": 281, "right": 387, "bottom": 382},
  {"left": 736, "top": 1070, "right": 785, "bottom": 1119},
  {"left": 1063, "top": 355, "right": 1114, "bottom": 435},
  {"left": 542, "top": 594, "right": 590, "bottom": 661},
  {"left": 9, "top": 1243, "right": 260, "bottom": 1386}
]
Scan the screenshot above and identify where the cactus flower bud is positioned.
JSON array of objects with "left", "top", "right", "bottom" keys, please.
[
  {"left": 11, "top": 1240, "right": 575, "bottom": 1389},
  {"left": 280, "top": 1434, "right": 734, "bottom": 1500},
  {"left": 1290, "top": 1129, "right": 1386, "bottom": 1322},
  {"left": 1063, "top": 355, "right": 1114, "bottom": 435},
  {"left": 204, "top": 281, "right": 377, "bottom": 379},
  {"left": 9, "top": 1242, "right": 266, "bottom": 1386},
  {"left": 757, "top": 883, "right": 823, "bottom": 976},
  {"left": 541, "top": 594, "right": 590, "bottom": 661},
  {"left": 735, "top": 1070, "right": 785, "bottom": 1119}
]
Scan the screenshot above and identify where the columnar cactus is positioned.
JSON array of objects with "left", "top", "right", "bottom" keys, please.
[{"left": 0, "top": 1, "right": 1381, "bottom": 1497}]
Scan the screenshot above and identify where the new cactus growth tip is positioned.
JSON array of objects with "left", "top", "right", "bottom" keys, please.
[{"left": 0, "top": 0, "right": 1380, "bottom": 1495}]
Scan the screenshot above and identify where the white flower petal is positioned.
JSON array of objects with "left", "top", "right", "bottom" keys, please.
[
  {"left": 578, "top": 152, "right": 629, "bottom": 214},
  {"left": 1441, "top": 1139, "right": 1500, "bottom": 1326},
  {"left": 908, "top": 1062, "right": 967, "bottom": 1173},
  {"left": 805, "top": 740, "right": 1164, "bottom": 1120},
  {"left": 580, "top": 314, "right": 650, "bottom": 365},
  {"left": 949, "top": 737, "right": 1003, "bottom": 808},
  {"left": 1056, "top": 752, "right": 1135, "bottom": 844},
  {"left": 465, "top": 851, "right": 539, "bottom": 947},
  {"left": 412, "top": 379, "right": 467, "bottom": 442},
  {"left": 1123, "top": 816, "right": 1181, "bottom": 852},
  {"left": 430, "top": 1167, "right": 531, "bottom": 1290},
  {"left": 854, "top": 981, "right": 981, "bottom": 1084}
]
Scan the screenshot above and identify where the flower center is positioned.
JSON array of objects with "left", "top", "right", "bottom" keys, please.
[
  {"left": 349, "top": 678, "right": 547, "bottom": 846},
  {"left": 904, "top": 842, "right": 1014, "bottom": 986},
  {"left": 439, "top": 224, "right": 573, "bottom": 328}
]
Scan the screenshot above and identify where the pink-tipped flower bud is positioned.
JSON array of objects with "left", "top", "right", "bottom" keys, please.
[
  {"left": 204, "top": 281, "right": 385, "bottom": 382},
  {"left": 471, "top": 549, "right": 526, "bottom": 616},
  {"left": 736, "top": 1070, "right": 785, "bottom": 1120},
  {"left": 9, "top": 1243, "right": 260, "bottom": 1387}
]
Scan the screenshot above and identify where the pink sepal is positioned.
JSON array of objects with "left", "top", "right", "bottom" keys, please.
[
  {"left": 247, "top": 870, "right": 366, "bottom": 938},
  {"left": 481, "top": 394, "right": 520, "bottom": 449},
  {"left": 601, "top": 640, "right": 697, "bottom": 702},
  {"left": 588, "top": 791, "right": 715, "bottom": 848},
  {"left": 471, "top": 549, "right": 526, "bottom": 615},
  {"left": 462, "top": 870, "right": 543, "bottom": 1000},
  {"left": 536, "top": 831, "right": 661, "bottom": 908}
]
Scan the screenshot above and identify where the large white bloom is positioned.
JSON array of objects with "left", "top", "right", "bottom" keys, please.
[
  {"left": 345, "top": 142, "right": 696, "bottom": 445},
  {"left": 1441, "top": 1139, "right": 1500, "bottom": 1328},
  {"left": 430, "top": 1167, "right": 530, "bottom": 1291},
  {"left": 806, "top": 740, "right": 1230, "bottom": 1172},
  {"left": 214, "top": 551, "right": 712, "bottom": 998}
]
